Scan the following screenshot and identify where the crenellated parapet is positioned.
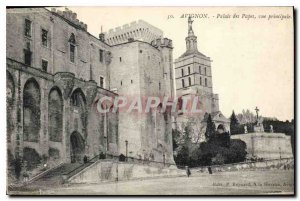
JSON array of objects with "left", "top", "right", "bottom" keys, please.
[
  {"left": 51, "top": 7, "right": 88, "bottom": 31},
  {"left": 104, "top": 20, "right": 163, "bottom": 45}
]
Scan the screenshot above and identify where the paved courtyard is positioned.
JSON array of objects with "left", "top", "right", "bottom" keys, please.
[
  {"left": 39, "top": 170, "right": 294, "bottom": 195},
  {"left": 10, "top": 170, "right": 294, "bottom": 195}
]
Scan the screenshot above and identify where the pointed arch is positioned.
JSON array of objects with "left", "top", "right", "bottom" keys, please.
[
  {"left": 7, "top": 71, "right": 15, "bottom": 142},
  {"left": 23, "top": 78, "right": 41, "bottom": 142},
  {"left": 48, "top": 86, "right": 63, "bottom": 142}
]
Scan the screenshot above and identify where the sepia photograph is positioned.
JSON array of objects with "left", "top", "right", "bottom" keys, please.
[{"left": 5, "top": 6, "right": 294, "bottom": 195}]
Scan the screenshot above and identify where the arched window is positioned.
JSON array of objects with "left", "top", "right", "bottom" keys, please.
[
  {"left": 205, "top": 78, "right": 207, "bottom": 87},
  {"left": 23, "top": 78, "right": 41, "bottom": 142},
  {"left": 69, "top": 33, "right": 76, "bottom": 63},
  {"left": 48, "top": 87, "right": 63, "bottom": 142},
  {"left": 188, "top": 77, "right": 191, "bottom": 86}
]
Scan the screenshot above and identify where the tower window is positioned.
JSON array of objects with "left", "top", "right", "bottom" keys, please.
[
  {"left": 188, "top": 66, "right": 191, "bottom": 74},
  {"left": 121, "top": 81, "right": 122, "bottom": 86},
  {"left": 199, "top": 66, "right": 201, "bottom": 74},
  {"left": 120, "top": 57, "right": 122, "bottom": 62},
  {"left": 131, "top": 80, "right": 133, "bottom": 84},
  {"left": 181, "top": 69, "right": 184, "bottom": 77},
  {"left": 159, "top": 82, "right": 161, "bottom": 90},
  {"left": 188, "top": 77, "right": 191, "bottom": 86},
  {"left": 24, "top": 19, "right": 32, "bottom": 37},
  {"left": 42, "top": 59, "right": 48, "bottom": 72},
  {"left": 99, "top": 49, "right": 104, "bottom": 63},
  {"left": 204, "top": 67, "right": 207, "bottom": 75},
  {"left": 182, "top": 79, "right": 185, "bottom": 88},
  {"left": 200, "top": 76, "right": 202, "bottom": 85},
  {"left": 205, "top": 78, "right": 207, "bottom": 87},
  {"left": 70, "top": 44, "right": 75, "bottom": 63},
  {"left": 100, "top": 76, "right": 104, "bottom": 88},
  {"left": 41, "top": 29, "right": 48, "bottom": 47}
]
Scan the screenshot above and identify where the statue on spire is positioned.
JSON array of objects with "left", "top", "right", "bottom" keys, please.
[{"left": 188, "top": 16, "right": 194, "bottom": 35}]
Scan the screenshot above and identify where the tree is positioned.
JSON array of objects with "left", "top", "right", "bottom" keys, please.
[
  {"left": 174, "top": 123, "right": 193, "bottom": 167},
  {"left": 205, "top": 114, "right": 216, "bottom": 141},
  {"left": 230, "top": 111, "right": 239, "bottom": 135},
  {"left": 197, "top": 138, "right": 247, "bottom": 166}
]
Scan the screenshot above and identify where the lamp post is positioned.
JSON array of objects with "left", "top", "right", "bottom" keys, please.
[
  {"left": 125, "top": 140, "right": 128, "bottom": 161},
  {"left": 279, "top": 147, "right": 282, "bottom": 161}
]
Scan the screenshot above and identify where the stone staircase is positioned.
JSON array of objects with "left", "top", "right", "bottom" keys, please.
[{"left": 27, "top": 163, "right": 80, "bottom": 188}]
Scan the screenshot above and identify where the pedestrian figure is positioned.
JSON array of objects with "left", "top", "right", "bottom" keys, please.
[
  {"left": 185, "top": 166, "right": 191, "bottom": 177},
  {"left": 83, "top": 155, "right": 88, "bottom": 164},
  {"left": 208, "top": 166, "right": 213, "bottom": 174}
]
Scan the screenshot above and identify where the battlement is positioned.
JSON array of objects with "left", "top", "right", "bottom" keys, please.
[
  {"left": 104, "top": 20, "right": 163, "bottom": 46},
  {"left": 51, "top": 8, "right": 88, "bottom": 31}
]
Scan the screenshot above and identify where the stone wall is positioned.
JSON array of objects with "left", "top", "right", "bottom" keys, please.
[
  {"left": 68, "top": 160, "right": 184, "bottom": 184},
  {"left": 231, "top": 132, "right": 293, "bottom": 159},
  {"left": 6, "top": 8, "right": 111, "bottom": 89},
  {"left": 7, "top": 58, "right": 118, "bottom": 167}
]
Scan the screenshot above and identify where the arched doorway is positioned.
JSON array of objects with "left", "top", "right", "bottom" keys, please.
[{"left": 70, "top": 131, "right": 85, "bottom": 163}]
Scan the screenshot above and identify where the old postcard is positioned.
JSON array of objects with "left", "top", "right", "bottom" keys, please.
[{"left": 6, "top": 6, "right": 294, "bottom": 195}]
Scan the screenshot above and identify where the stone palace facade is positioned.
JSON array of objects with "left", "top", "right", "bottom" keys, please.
[{"left": 6, "top": 7, "right": 175, "bottom": 169}]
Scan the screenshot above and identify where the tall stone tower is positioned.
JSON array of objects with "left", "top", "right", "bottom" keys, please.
[
  {"left": 174, "top": 17, "right": 229, "bottom": 143},
  {"left": 175, "top": 16, "right": 219, "bottom": 117}
]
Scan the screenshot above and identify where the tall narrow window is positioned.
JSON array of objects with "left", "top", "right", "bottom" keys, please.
[
  {"left": 199, "top": 66, "right": 201, "bottom": 74},
  {"left": 24, "top": 43, "right": 32, "bottom": 66},
  {"left": 41, "top": 29, "right": 48, "bottom": 47},
  {"left": 69, "top": 33, "right": 76, "bottom": 63},
  {"left": 159, "top": 82, "right": 161, "bottom": 90},
  {"left": 205, "top": 78, "right": 207, "bottom": 86},
  {"left": 188, "top": 67, "right": 191, "bottom": 74},
  {"left": 42, "top": 59, "right": 48, "bottom": 72},
  {"left": 181, "top": 69, "right": 184, "bottom": 77},
  {"left": 200, "top": 76, "right": 202, "bottom": 85},
  {"left": 188, "top": 77, "right": 191, "bottom": 86},
  {"left": 204, "top": 67, "right": 207, "bottom": 75},
  {"left": 70, "top": 44, "right": 75, "bottom": 63},
  {"left": 100, "top": 76, "right": 104, "bottom": 88},
  {"left": 99, "top": 49, "right": 104, "bottom": 63},
  {"left": 120, "top": 57, "right": 122, "bottom": 62},
  {"left": 182, "top": 79, "right": 185, "bottom": 88},
  {"left": 24, "top": 19, "right": 32, "bottom": 37}
]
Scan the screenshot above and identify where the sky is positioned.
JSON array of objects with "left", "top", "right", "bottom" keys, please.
[{"left": 61, "top": 7, "right": 294, "bottom": 121}]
